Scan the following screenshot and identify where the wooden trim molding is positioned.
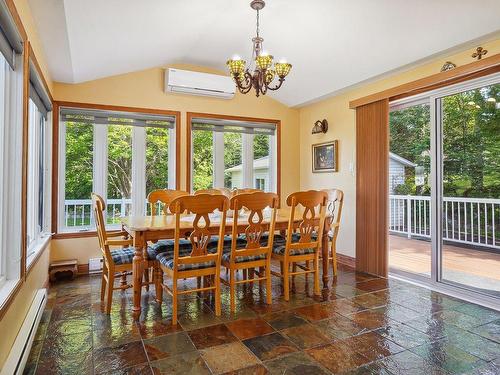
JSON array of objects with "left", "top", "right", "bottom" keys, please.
[
  {"left": 52, "top": 101, "right": 181, "bottom": 235},
  {"left": 355, "top": 99, "right": 389, "bottom": 277},
  {"left": 28, "top": 43, "right": 53, "bottom": 103},
  {"left": 185, "top": 112, "right": 282, "bottom": 201},
  {"left": 349, "top": 53, "right": 500, "bottom": 109},
  {"left": 337, "top": 253, "right": 356, "bottom": 269},
  {"left": 5, "top": 0, "right": 27, "bottom": 42}
]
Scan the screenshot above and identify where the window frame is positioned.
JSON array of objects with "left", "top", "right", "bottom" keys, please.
[
  {"left": 25, "top": 98, "right": 51, "bottom": 267},
  {"left": 186, "top": 112, "right": 281, "bottom": 198},
  {"left": 54, "top": 102, "right": 181, "bottom": 237}
]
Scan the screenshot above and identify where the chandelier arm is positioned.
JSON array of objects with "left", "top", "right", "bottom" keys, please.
[
  {"left": 266, "top": 78, "right": 285, "bottom": 91},
  {"left": 235, "top": 72, "right": 254, "bottom": 94}
]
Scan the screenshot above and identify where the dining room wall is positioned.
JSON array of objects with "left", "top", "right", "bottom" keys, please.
[
  {"left": 298, "top": 37, "right": 500, "bottom": 260},
  {"left": 51, "top": 64, "right": 300, "bottom": 264},
  {"left": 0, "top": 0, "right": 54, "bottom": 369}
]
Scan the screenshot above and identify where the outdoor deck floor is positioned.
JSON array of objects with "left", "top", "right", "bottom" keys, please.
[{"left": 389, "top": 235, "right": 500, "bottom": 294}]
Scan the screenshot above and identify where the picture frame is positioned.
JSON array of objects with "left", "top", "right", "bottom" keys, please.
[{"left": 312, "top": 140, "right": 338, "bottom": 173}]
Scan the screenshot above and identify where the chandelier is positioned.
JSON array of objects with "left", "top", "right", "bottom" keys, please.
[{"left": 226, "top": 0, "right": 292, "bottom": 97}]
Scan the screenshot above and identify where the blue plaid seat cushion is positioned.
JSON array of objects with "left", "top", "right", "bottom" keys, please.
[
  {"left": 271, "top": 233, "right": 315, "bottom": 256},
  {"left": 110, "top": 247, "right": 157, "bottom": 265},
  {"left": 222, "top": 252, "right": 267, "bottom": 263},
  {"left": 156, "top": 252, "right": 215, "bottom": 271},
  {"left": 149, "top": 238, "right": 193, "bottom": 253}
]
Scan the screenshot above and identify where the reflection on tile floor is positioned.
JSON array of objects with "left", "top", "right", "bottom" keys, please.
[{"left": 24, "top": 263, "right": 500, "bottom": 374}]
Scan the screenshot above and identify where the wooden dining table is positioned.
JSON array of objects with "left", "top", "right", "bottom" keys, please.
[{"left": 121, "top": 208, "right": 332, "bottom": 320}]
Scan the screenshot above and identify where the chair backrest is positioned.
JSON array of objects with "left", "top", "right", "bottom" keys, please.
[
  {"left": 194, "top": 188, "right": 232, "bottom": 198},
  {"left": 232, "top": 188, "right": 262, "bottom": 195},
  {"left": 285, "top": 190, "right": 328, "bottom": 250},
  {"left": 322, "top": 188, "right": 344, "bottom": 232},
  {"left": 147, "top": 189, "right": 189, "bottom": 215},
  {"left": 228, "top": 192, "right": 279, "bottom": 262},
  {"left": 92, "top": 192, "right": 112, "bottom": 262},
  {"left": 168, "top": 194, "right": 229, "bottom": 271}
]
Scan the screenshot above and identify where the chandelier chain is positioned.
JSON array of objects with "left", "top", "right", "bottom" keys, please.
[{"left": 256, "top": 9, "right": 260, "bottom": 38}]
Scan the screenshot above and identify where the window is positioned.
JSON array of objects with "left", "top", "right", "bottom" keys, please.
[
  {"left": 190, "top": 116, "right": 277, "bottom": 192},
  {"left": 26, "top": 61, "right": 52, "bottom": 263},
  {"left": 59, "top": 108, "right": 177, "bottom": 232},
  {"left": 255, "top": 178, "right": 265, "bottom": 191},
  {"left": 0, "top": 3, "right": 24, "bottom": 295}
]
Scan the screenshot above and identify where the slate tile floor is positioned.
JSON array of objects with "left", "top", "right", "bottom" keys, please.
[{"left": 24, "top": 264, "right": 500, "bottom": 374}]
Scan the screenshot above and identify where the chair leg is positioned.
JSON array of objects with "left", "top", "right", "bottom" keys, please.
[
  {"left": 283, "top": 261, "right": 290, "bottom": 301},
  {"left": 230, "top": 269, "right": 235, "bottom": 313},
  {"left": 331, "top": 243, "right": 337, "bottom": 276},
  {"left": 143, "top": 268, "right": 150, "bottom": 291},
  {"left": 258, "top": 266, "right": 264, "bottom": 288},
  {"left": 314, "top": 255, "right": 320, "bottom": 296},
  {"left": 155, "top": 266, "right": 163, "bottom": 303},
  {"left": 249, "top": 268, "right": 255, "bottom": 286},
  {"left": 172, "top": 279, "right": 178, "bottom": 325},
  {"left": 292, "top": 263, "right": 297, "bottom": 286},
  {"left": 100, "top": 263, "right": 107, "bottom": 301},
  {"left": 106, "top": 271, "right": 114, "bottom": 314},
  {"left": 215, "top": 269, "right": 221, "bottom": 317},
  {"left": 305, "top": 260, "right": 310, "bottom": 282},
  {"left": 265, "top": 262, "right": 272, "bottom": 305}
]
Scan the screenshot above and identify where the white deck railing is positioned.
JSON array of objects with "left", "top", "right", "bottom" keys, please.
[
  {"left": 64, "top": 196, "right": 500, "bottom": 249},
  {"left": 390, "top": 195, "right": 500, "bottom": 249}
]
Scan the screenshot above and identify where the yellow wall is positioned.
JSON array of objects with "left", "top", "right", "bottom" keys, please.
[
  {"left": 0, "top": 246, "right": 50, "bottom": 367},
  {"left": 299, "top": 38, "right": 500, "bottom": 258},
  {"left": 52, "top": 64, "right": 300, "bottom": 263},
  {"left": 0, "top": 1, "right": 53, "bottom": 370}
]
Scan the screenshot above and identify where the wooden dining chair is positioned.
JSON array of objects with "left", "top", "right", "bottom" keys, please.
[
  {"left": 322, "top": 189, "right": 344, "bottom": 276},
  {"left": 92, "top": 193, "right": 160, "bottom": 314},
  {"left": 194, "top": 187, "right": 233, "bottom": 198},
  {"left": 147, "top": 189, "right": 189, "bottom": 215},
  {"left": 156, "top": 193, "right": 229, "bottom": 325},
  {"left": 232, "top": 188, "right": 263, "bottom": 195},
  {"left": 271, "top": 190, "right": 328, "bottom": 301},
  {"left": 222, "top": 191, "right": 278, "bottom": 311}
]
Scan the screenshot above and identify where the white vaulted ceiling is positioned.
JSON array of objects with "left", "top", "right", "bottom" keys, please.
[{"left": 28, "top": 0, "right": 500, "bottom": 107}]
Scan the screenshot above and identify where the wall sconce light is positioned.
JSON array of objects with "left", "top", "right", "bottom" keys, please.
[{"left": 312, "top": 119, "right": 328, "bottom": 134}]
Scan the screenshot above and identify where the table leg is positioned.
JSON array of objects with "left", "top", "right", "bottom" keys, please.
[
  {"left": 132, "top": 231, "right": 145, "bottom": 321},
  {"left": 321, "top": 223, "right": 330, "bottom": 289}
]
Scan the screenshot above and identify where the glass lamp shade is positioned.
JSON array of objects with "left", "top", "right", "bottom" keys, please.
[
  {"left": 226, "top": 59, "right": 247, "bottom": 77},
  {"left": 255, "top": 55, "right": 274, "bottom": 71},
  {"left": 265, "top": 69, "right": 275, "bottom": 84},
  {"left": 275, "top": 62, "right": 292, "bottom": 78}
]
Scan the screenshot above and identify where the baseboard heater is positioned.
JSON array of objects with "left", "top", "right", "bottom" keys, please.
[{"left": 1, "top": 289, "right": 47, "bottom": 375}]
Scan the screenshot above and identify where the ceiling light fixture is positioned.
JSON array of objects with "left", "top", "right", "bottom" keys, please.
[{"left": 226, "top": 0, "right": 292, "bottom": 97}]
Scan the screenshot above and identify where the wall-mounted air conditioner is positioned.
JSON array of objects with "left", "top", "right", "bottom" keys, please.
[{"left": 165, "top": 68, "right": 235, "bottom": 99}]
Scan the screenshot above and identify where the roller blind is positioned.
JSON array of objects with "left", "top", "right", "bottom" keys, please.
[
  {"left": 0, "top": 0, "right": 23, "bottom": 69},
  {"left": 29, "top": 60, "right": 52, "bottom": 118},
  {"left": 60, "top": 107, "right": 176, "bottom": 128},
  {"left": 191, "top": 117, "right": 275, "bottom": 135}
]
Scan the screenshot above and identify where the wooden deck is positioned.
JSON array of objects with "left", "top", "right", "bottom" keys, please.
[{"left": 389, "top": 235, "right": 500, "bottom": 287}]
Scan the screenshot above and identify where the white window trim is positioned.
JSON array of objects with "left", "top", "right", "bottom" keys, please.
[
  {"left": 0, "top": 52, "right": 23, "bottom": 297},
  {"left": 26, "top": 106, "right": 52, "bottom": 269},
  {"left": 58, "top": 111, "right": 177, "bottom": 233}
]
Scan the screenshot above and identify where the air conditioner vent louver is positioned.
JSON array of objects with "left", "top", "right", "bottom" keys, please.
[{"left": 165, "top": 68, "right": 235, "bottom": 99}]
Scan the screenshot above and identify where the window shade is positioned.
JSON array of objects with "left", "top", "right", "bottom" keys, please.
[
  {"left": 192, "top": 117, "right": 275, "bottom": 135},
  {"left": 60, "top": 107, "right": 176, "bottom": 128},
  {"left": 0, "top": 0, "right": 23, "bottom": 69},
  {"left": 29, "top": 60, "right": 52, "bottom": 118}
]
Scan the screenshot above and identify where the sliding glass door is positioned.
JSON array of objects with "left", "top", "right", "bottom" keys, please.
[
  {"left": 437, "top": 80, "right": 500, "bottom": 298},
  {"left": 390, "top": 73, "right": 500, "bottom": 303}
]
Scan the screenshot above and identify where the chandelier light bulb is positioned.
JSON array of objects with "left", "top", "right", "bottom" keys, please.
[{"left": 232, "top": 55, "right": 242, "bottom": 61}]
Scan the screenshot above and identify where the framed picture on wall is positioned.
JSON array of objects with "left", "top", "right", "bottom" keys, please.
[{"left": 312, "top": 140, "right": 338, "bottom": 173}]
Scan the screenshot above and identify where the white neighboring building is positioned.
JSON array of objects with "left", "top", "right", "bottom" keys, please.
[
  {"left": 389, "top": 152, "right": 416, "bottom": 193},
  {"left": 225, "top": 156, "right": 270, "bottom": 190}
]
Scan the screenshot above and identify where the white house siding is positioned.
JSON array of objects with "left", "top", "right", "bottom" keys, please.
[{"left": 389, "top": 158, "right": 406, "bottom": 194}]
